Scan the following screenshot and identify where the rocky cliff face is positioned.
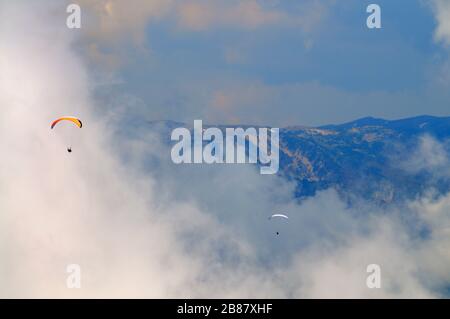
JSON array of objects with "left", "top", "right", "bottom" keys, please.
[{"left": 135, "top": 115, "right": 450, "bottom": 206}]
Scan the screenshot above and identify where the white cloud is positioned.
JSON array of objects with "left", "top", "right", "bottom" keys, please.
[
  {"left": 289, "top": 217, "right": 434, "bottom": 298},
  {"left": 73, "top": 0, "right": 332, "bottom": 67},
  {"left": 1, "top": 1, "right": 450, "bottom": 298},
  {"left": 431, "top": 0, "right": 450, "bottom": 47},
  {"left": 400, "top": 135, "right": 450, "bottom": 177},
  {"left": 205, "top": 80, "right": 428, "bottom": 126},
  {"left": 175, "top": 0, "right": 284, "bottom": 31}
]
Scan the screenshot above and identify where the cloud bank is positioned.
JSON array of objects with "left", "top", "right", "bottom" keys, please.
[{"left": 0, "top": 1, "right": 450, "bottom": 298}]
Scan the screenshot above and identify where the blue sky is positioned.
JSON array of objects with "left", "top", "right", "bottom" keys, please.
[
  {"left": 144, "top": 0, "right": 433, "bottom": 90},
  {"left": 80, "top": 0, "right": 450, "bottom": 126}
]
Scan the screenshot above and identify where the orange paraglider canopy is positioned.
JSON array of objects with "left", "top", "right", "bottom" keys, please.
[{"left": 50, "top": 117, "right": 82, "bottom": 129}]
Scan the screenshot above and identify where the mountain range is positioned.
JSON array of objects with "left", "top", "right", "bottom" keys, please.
[{"left": 140, "top": 115, "right": 450, "bottom": 206}]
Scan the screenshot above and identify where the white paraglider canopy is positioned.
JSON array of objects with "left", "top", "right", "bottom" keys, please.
[
  {"left": 269, "top": 214, "right": 289, "bottom": 220},
  {"left": 269, "top": 214, "right": 289, "bottom": 236}
]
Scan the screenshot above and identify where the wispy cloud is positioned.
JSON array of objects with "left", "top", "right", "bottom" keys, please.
[
  {"left": 74, "top": 0, "right": 332, "bottom": 67},
  {"left": 400, "top": 135, "right": 450, "bottom": 177},
  {"left": 430, "top": 0, "right": 450, "bottom": 47}
]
